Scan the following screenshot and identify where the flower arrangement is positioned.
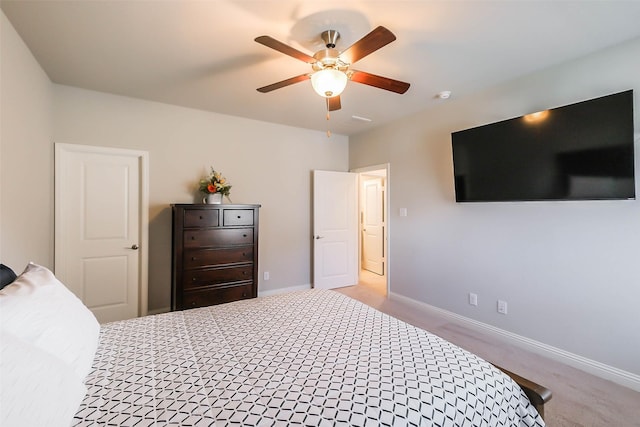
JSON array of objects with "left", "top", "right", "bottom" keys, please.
[{"left": 199, "top": 167, "right": 231, "bottom": 196}]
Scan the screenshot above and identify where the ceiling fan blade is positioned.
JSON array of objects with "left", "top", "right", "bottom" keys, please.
[
  {"left": 256, "top": 74, "right": 310, "bottom": 93},
  {"left": 340, "top": 26, "right": 396, "bottom": 64},
  {"left": 328, "top": 96, "right": 341, "bottom": 111},
  {"left": 255, "top": 36, "right": 316, "bottom": 64},
  {"left": 350, "top": 70, "right": 410, "bottom": 94}
]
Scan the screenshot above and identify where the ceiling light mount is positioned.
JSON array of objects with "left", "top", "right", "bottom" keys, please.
[{"left": 320, "top": 30, "right": 340, "bottom": 49}]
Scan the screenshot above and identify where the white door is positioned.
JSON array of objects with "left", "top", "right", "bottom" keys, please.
[
  {"left": 313, "top": 170, "right": 358, "bottom": 290},
  {"left": 362, "top": 177, "right": 384, "bottom": 275},
  {"left": 55, "top": 144, "right": 148, "bottom": 323}
]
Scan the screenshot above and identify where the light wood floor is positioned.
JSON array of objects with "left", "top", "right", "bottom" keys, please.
[
  {"left": 358, "top": 269, "right": 387, "bottom": 295},
  {"left": 336, "top": 281, "right": 640, "bottom": 426}
]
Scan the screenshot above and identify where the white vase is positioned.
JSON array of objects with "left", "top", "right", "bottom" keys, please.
[{"left": 204, "top": 193, "right": 223, "bottom": 204}]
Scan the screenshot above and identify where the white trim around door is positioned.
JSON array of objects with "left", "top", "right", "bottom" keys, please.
[{"left": 352, "top": 163, "right": 390, "bottom": 295}]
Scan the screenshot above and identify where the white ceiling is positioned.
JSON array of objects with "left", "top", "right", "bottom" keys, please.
[{"left": 3, "top": 0, "right": 640, "bottom": 136}]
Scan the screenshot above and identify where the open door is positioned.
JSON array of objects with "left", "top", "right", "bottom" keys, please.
[
  {"left": 362, "top": 176, "right": 385, "bottom": 275},
  {"left": 313, "top": 170, "right": 358, "bottom": 290}
]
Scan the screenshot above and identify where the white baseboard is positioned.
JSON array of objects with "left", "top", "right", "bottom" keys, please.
[
  {"left": 389, "top": 291, "right": 640, "bottom": 392},
  {"left": 258, "top": 284, "right": 311, "bottom": 297}
]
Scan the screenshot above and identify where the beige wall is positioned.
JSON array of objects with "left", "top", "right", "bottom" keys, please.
[
  {"left": 52, "top": 86, "right": 348, "bottom": 310},
  {"left": 350, "top": 37, "right": 640, "bottom": 376},
  {"left": 1, "top": 10, "right": 349, "bottom": 311},
  {"left": 1, "top": 12, "right": 54, "bottom": 269}
]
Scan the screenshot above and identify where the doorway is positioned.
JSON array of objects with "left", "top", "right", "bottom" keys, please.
[
  {"left": 354, "top": 164, "right": 389, "bottom": 296},
  {"left": 311, "top": 165, "right": 389, "bottom": 296}
]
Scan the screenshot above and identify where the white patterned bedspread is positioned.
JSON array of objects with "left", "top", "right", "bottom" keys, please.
[{"left": 74, "top": 290, "right": 544, "bottom": 426}]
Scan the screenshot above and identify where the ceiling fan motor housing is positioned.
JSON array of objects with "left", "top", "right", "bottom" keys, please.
[
  {"left": 312, "top": 48, "right": 347, "bottom": 71},
  {"left": 312, "top": 30, "right": 350, "bottom": 72}
]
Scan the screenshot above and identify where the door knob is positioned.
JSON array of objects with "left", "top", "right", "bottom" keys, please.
[
  {"left": 130, "top": 244, "right": 139, "bottom": 250},
  {"left": 315, "top": 235, "right": 324, "bottom": 240}
]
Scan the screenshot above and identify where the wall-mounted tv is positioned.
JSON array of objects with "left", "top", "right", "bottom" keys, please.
[{"left": 451, "top": 90, "right": 635, "bottom": 202}]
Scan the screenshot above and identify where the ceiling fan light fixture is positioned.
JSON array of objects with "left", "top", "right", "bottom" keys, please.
[{"left": 311, "top": 68, "right": 348, "bottom": 98}]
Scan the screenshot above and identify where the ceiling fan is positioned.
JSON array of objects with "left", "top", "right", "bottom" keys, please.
[{"left": 254, "top": 26, "right": 410, "bottom": 112}]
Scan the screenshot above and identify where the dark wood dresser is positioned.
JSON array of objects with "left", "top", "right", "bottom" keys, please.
[{"left": 171, "top": 203, "right": 260, "bottom": 310}]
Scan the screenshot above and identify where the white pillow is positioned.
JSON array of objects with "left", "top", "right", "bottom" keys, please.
[
  {"left": 0, "top": 262, "right": 100, "bottom": 380},
  {"left": 0, "top": 330, "right": 87, "bottom": 427}
]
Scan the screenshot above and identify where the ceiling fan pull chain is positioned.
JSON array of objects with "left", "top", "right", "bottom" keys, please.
[{"left": 326, "top": 98, "right": 332, "bottom": 137}]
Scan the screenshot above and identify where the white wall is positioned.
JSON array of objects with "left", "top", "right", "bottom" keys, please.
[
  {"left": 0, "top": 11, "right": 54, "bottom": 269},
  {"left": 350, "top": 36, "right": 640, "bottom": 377}
]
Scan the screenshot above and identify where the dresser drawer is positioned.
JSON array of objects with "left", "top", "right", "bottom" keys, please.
[
  {"left": 184, "top": 247, "right": 253, "bottom": 269},
  {"left": 223, "top": 209, "right": 254, "bottom": 226},
  {"left": 184, "top": 228, "right": 253, "bottom": 248},
  {"left": 183, "top": 265, "right": 253, "bottom": 289},
  {"left": 184, "top": 209, "right": 219, "bottom": 228},
  {"left": 182, "top": 284, "right": 254, "bottom": 309}
]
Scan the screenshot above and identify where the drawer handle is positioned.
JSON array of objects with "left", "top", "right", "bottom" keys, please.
[
  {"left": 242, "top": 271, "right": 246, "bottom": 275},
  {"left": 192, "top": 277, "right": 196, "bottom": 281},
  {"left": 242, "top": 252, "right": 246, "bottom": 256},
  {"left": 243, "top": 234, "right": 247, "bottom": 237},
  {"left": 191, "top": 236, "right": 196, "bottom": 240},
  {"left": 191, "top": 257, "right": 196, "bottom": 261},
  {"left": 199, "top": 216, "right": 203, "bottom": 219},
  {"left": 242, "top": 292, "right": 247, "bottom": 297},
  {"left": 237, "top": 215, "right": 241, "bottom": 219}
]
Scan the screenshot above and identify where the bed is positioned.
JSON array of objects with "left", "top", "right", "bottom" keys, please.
[{"left": 1, "top": 263, "right": 550, "bottom": 426}]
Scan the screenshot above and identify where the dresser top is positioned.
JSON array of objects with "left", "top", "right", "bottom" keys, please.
[{"left": 172, "top": 203, "right": 261, "bottom": 208}]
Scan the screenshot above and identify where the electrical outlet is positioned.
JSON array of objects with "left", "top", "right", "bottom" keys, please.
[
  {"left": 497, "top": 299, "right": 508, "bottom": 315},
  {"left": 469, "top": 293, "right": 478, "bottom": 306},
  {"left": 263, "top": 271, "right": 270, "bottom": 280}
]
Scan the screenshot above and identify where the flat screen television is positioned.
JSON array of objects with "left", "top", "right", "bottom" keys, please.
[{"left": 451, "top": 90, "right": 635, "bottom": 202}]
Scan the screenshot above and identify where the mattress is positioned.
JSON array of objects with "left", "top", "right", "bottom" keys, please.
[{"left": 73, "top": 290, "right": 544, "bottom": 426}]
